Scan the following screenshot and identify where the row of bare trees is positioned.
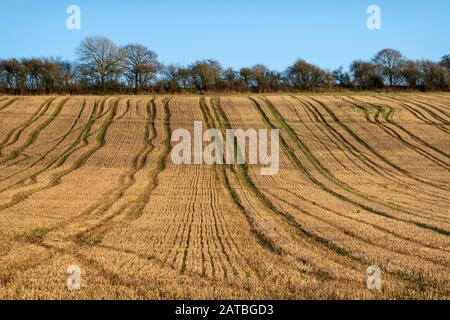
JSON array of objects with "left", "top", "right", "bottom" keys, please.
[
  {"left": 350, "top": 49, "right": 450, "bottom": 91},
  {"left": 75, "top": 37, "right": 160, "bottom": 94},
  {"left": 1, "top": 37, "right": 449, "bottom": 94},
  {"left": 0, "top": 58, "right": 72, "bottom": 95}
]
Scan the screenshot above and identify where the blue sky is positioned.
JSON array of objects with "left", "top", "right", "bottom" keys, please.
[{"left": 0, "top": 0, "right": 448, "bottom": 70}]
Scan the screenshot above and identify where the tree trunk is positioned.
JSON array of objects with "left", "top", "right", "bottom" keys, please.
[{"left": 134, "top": 72, "right": 139, "bottom": 95}]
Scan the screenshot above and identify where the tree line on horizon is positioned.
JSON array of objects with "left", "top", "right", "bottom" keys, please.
[{"left": 0, "top": 36, "right": 449, "bottom": 95}]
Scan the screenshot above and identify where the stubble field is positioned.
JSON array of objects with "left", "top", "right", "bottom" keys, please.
[{"left": 0, "top": 93, "right": 448, "bottom": 300}]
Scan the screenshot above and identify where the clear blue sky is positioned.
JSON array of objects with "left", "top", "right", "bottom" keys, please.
[{"left": 0, "top": 0, "right": 448, "bottom": 71}]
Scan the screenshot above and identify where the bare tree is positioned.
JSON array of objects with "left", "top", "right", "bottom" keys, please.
[
  {"left": 163, "top": 64, "right": 181, "bottom": 92},
  {"left": 239, "top": 68, "right": 252, "bottom": 90},
  {"left": 0, "top": 59, "right": 26, "bottom": 94},
  {"left": 222, "top": 67, "right": 237, "bottom": 91},
  {"left": 41, "top": 58, "right": 72, "bottom": 94},
  {"left": 401, "top": 60, "right": 420, "bottom": 89},
  {"left": 249, "top": 64, "right": 271, "bottom": 93},
  {"left": 372, "top": 49, "right": 404, "bottom": 87},
  {"left": 22, "top": 58, "right": 43, "bottom": 93},
  {"left": 76, "top": 36, "right": 124, "bottom": 88},
  {"left": 122, "top": 44, "right": 160, "bottom": 94},
  {"left": 286, "top": 59, "right": 324, "bottom": 91},
  {"left": 350, "top": 60, "right": 383, "bottom": 90},
  {"left": 440, "top": 54, "right": 450, "bottom": 89},
  {"left": 190, "top": 60, "right": 222, "bottom": 91},
  {"left": 332, "top": 66, "right": 352, "bottom": 88},
  {"left": 440, "top": 55, "right": 450, "bottom": 69},
  {"left": 418, "top": 60, "right": 447, "bottom": 90}
]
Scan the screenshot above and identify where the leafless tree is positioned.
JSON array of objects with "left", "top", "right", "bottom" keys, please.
[
  {"left": 440, "top": 55, "right": 450, "bottom": 89},
  {"left": 350, "top": 60, "right": 383, "bottom": 90},
  {"left": 76, "top": 36, "right": 124, "bottom": 88},
  {"left": 239, "top": 68, "right": 252, "bottom": 90},
  {"left": 372, "top": 49, "right": 404, "bottom": 87},
  {"left": 249, "top": 64, "right": 271, "bottom": 93},
  {"left": 0, "top": 59, "right": 26, "bottom": 94},
  {"left": 401, "top": 60, "right": 421, "bottom": 89},
  {"left": 163, "top": 64, "right": 182, "bottom": 92},
  {"left": 440, "top": 55, "right": 450, "bottom": 69},
  {"left": 122, "top": 44, "right": 160, "bottom": 94},
  {"left": 190, "top": 60, "right": 223, "bottom": 91},
  {"left": 286, "top": 59, "right": 324, "bottom": 91},
  {"left": 332, "top": 66, "right": 352, "bottom": 88},
  {"left": 418, "top": 60, "right": 447, "bottom": 90}
]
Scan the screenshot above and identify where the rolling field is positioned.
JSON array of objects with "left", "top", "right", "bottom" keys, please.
[{"left": 0, "top": 94, "right": 449, "bottom": 299}]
